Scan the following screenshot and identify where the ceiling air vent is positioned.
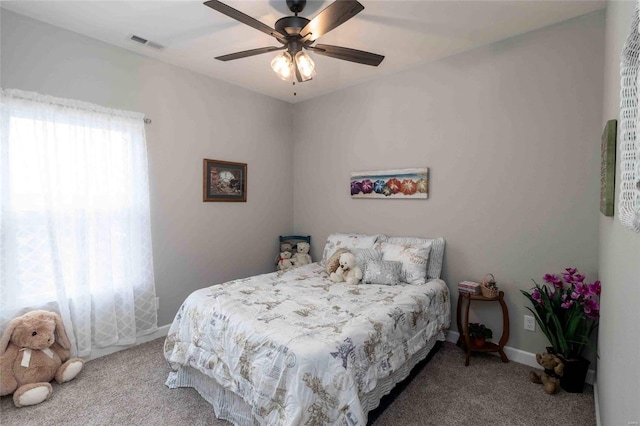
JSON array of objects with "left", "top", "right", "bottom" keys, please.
[{"left": 129, "top": 34, "right": 164, "bottom": 50}]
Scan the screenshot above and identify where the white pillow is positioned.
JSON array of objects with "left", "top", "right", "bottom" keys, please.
[
  {"left": 376, "top": 241, "right": 431, "bottom": 284},
  {"left": 321, "top": 233, "right": 382, "bottom": 264},
  {"left": 381, "top": 236, "right": 445, "bottom": 280},
  {"left": 351, "top": 248, "right": 383, "bottom": 273}
]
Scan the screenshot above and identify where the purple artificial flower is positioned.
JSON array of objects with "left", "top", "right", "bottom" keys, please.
[
  {"left": 575, "top": 283, "right": 590, "bottom": 296},
  {"left": 584, "top": 297, "right": 599, "bottom": 310},
  {"left": 571, "top": 291, "right": 580, "bottom": 300},
  {"left": 583, "top": 298, "right": 600, "bottom": 318},
  {"left": 562, "top": 267, "right": 577, "bottom": 282},
  {"left": 588, "top": 280, "right": 601, "bottom": 296},
  {"left": 561, "top": 300, "right": 574, "bottom": 309},
  {"left": 572, "top": 274, "right": 586, "bottom": 284},
  {"left": 532, "top": 289, "right": 542, "bottom": 304},
  {"left": 543, "top": 274, "right": 562, "bottom": 286}
]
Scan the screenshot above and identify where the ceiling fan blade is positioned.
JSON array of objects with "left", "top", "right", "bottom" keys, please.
[
  {"left": 308, "top": 44, "right": 384, "bottom": 66},
  {"left": 204, "top": 0, "right": 288, "bottom": 43},
  {"left": 215, "top": 46, "right": 285, "bottom": 61},
  {"left": 300, "top": 0, "right": 364, "bottom": 42}
]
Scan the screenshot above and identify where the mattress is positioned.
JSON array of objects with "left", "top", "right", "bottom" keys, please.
[{"left": 164, "top": 262, "right": 450, "bottom": 425}]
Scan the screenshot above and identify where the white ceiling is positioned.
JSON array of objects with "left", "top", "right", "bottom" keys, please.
[{"left": 1, "top": 0, "right": 605, "bottom": 103}]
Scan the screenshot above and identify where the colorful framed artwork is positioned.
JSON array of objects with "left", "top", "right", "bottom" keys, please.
[
  {"left": 600, "top": 120, "right": 616, "bottom": 216},
  {"left": 203, "top": 159, "right": 247, "bottom": 202},
  {"left": 350, "top": 168, "right": 429, "bottom": 199}
]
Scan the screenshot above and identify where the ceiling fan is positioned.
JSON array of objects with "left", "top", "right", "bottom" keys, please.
[{"left": 203, "top": 0, "right": 384, "bottom": 82}]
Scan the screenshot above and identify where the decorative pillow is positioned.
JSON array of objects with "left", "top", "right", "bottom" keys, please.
[
  {"left": 381, "top": 236, "right": 445, "bottom": 280},
  {"left": 363, "top": 260, "right": 402, "bottom": 285},
  {"left": 321, "top": 233, "right": 382, "bottom": 265},
  {"left": 325, "top": 248, "right": 350, "bottom": 275},
  {"left": 351, "top": 248, "right": 382, "bottom": 273},
  {"left": 376, "top": 242, "right": 431, "bottom": 284}
]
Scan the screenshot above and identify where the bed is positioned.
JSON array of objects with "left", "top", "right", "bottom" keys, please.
[{"left": 164, "top": 234, "right": 450, "bottom": 425}]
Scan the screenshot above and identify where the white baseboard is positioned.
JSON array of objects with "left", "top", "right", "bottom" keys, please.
[
  {"left": 594, "top": 379, "right": 601, "bottom": 426},
  {"left": 88, "top": 324, "right": 171, "bottom": 361},
  {"left": 446, "top": 330, "right": 595, "bottom": 385}
]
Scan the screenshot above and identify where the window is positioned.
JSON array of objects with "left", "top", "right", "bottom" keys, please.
[{"left": 1, "top": 89, "right": 157, "bottom": 357}]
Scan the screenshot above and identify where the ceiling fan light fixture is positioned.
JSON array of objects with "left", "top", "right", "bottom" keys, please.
[
  {"left": 271, "top": 51, "right": 294, "bottom": 81},
  {"left": 295, "top": 51, "right": 316, "bottom": 81}
]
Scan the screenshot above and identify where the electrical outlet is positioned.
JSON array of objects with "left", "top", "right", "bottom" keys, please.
[
  {"left": 524, "top": 315, "right": 536, "bottom": 331},
  {"left": 628, "top": 421, "right": 638, "bottom": 425}
]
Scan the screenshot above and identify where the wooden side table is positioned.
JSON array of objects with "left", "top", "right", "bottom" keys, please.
[{"left": 456, "top": 290, "right": 510, "bottom": 366}]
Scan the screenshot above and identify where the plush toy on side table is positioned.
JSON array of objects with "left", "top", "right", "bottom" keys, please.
[
  {"left": 291, "top": 242, "right": 312, "bottom": 267},
  {"left": 330, "top": 252, "right": 362, "bottom": 285},
  {"left": 529, "top": 352, "right": 565, "bottom": 395},
  {"left": 0, "top": 310, "right": 84, "bottom": 407},
  {"left": 277, "top": 251, "right": 294, "bottom": 271}
]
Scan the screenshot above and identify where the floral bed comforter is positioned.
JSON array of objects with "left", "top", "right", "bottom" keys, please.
[{"left": 164, "top": 263, "right": 450, "bottom": 425}]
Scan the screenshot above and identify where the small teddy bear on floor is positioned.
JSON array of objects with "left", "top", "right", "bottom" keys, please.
[
  {"left": 529, "top": 352, "right": 564, "bottom": 395},
  {"left": 330, "top": 252, "right": 362, "bottom": 285}
]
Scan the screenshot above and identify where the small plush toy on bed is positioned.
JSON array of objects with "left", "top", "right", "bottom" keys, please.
[
  {"left": 330, "top": 252, "right": 362, "bottom": 285},
  {"left": 277, "top": 251, "right": 295, "bottom": 271},
  {"left": 274, "top": 242, "right": 294, "bottom": 268},
  {"left": 291, "top": 242, "right": 312, "bottom": 267},
  {"left": 0, "top": 310, "right": 84, "bottom": 407}
]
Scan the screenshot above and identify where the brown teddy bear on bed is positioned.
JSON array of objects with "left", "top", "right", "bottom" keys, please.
[{"left": 0, "top": 310, "right": 84, "bottom": 407}]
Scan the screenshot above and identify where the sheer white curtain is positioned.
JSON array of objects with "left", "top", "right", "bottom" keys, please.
[
  {"left": 619, "top": 2, "right": 640, "bottom": 232},
  {"left": 1, "top": 89, "right": 157, "bottom": 357}
]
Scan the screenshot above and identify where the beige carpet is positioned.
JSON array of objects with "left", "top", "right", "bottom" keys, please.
[{"left": 0, "top": 338, "right": 596, "bottom": 425}]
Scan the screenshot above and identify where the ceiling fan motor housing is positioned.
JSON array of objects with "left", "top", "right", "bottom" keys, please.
[{"left": 274, "top": 16, "right": 310, "bottom": 37}]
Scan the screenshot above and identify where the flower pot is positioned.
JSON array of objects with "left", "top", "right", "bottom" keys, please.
[
  {"left": 472, "top": 337, "right": 486, "bottom": 348},
  {"left": 559, "top": 356, "right": 590, "bottom": 393}
]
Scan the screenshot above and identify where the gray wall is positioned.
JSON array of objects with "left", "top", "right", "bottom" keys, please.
[
  {"left": 1, "top": 11, "right": 294, "bottom": 326},
  {"left": 598, "top": 1, "right": 640, "bottom": 425},
  {"left": 292, "top": 12, "right": 605, "bottom": 356}
]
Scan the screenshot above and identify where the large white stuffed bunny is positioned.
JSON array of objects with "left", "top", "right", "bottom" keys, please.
[{"left": 330, "top": 252, "right": 362, "bottom": 285}]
